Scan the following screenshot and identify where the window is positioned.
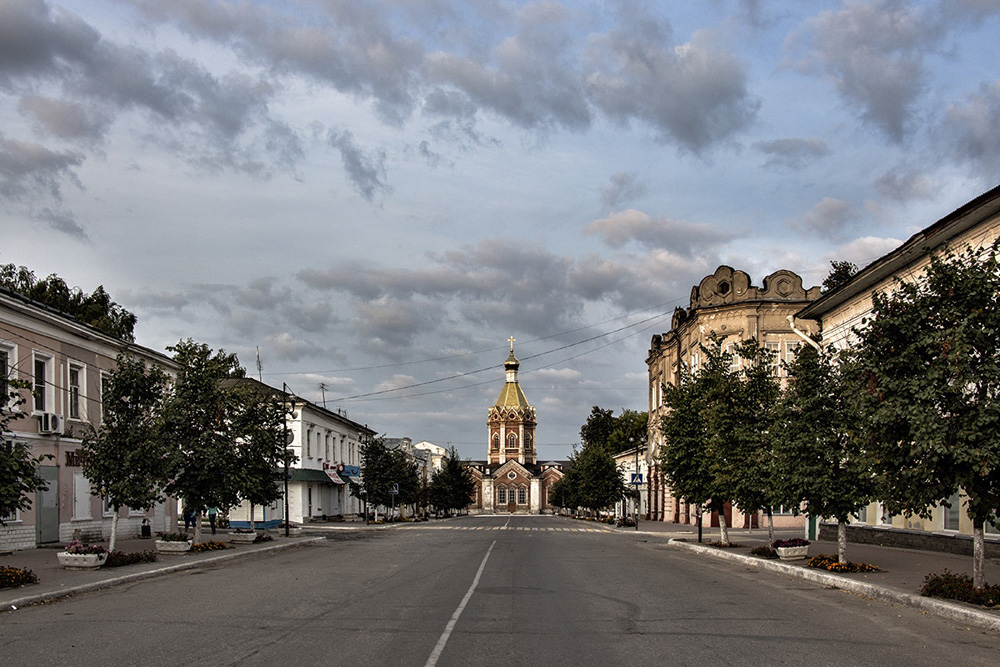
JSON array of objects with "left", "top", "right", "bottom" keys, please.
[
  {"left": 68, "top": 365, "right": 82, "bottom": 420},
  {"left": 943, "top": 492, "right": 962, "bottom": 531},
  {"left": 785, "top": 341, "right": 803, "bottom": 368},
  {"left": 33, "top": 355, "right": 50, "bottom": 412},
  {"left": 525, "top": 434, "right": 532, "bottom": 450},
  {"left": 765, "top": 341, "right": 781, "bottom": 376},
  {"left": 853, "top": 505, "right": 868, "bottom": 523},
  {"left": 507, "top": 433, "right": 516, "bottom": 449},
  {"left": 100, "top": 372, "right": 110, "bottom": 422},
  {"left": 492, "top": 434, "right": 500, "bottom": 450},
  {"left": 774, "top": 505, "right": 795, "bottom": 515},
  {"left": 102, "top": 495, "right": 114, "bottom": 518},
  {"left": 1, "top": 509, "right": 19, "bottom": 523},
  {"left": 689, "top": 352, "right": 699, "bottom": 374},
  {"left": 325, "top": 433, "right": 330, "bottom": 461},
  {"left": 879, "top": 503, "right": 893, "bottom": 526},
  {"left": 306, "top": 429, "right": 312, "bottom": 458},
  {"left": 517, "top": 487, "right": 526, "bottom": 504},
  {"left": 725, "top": 343, "right": 739, "bottom": 372},
  {"left": 0, "top": 345, "right": 10, "bottom": 402},
  {"left": 497, "top": 487, "right": 507, "bottom": 504}
]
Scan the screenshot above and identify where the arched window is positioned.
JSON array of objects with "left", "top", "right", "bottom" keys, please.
[
  {"left": 507, "top": 433, "right": 517, "bottom": 449},
  {"left": 492, "top": 434, "right": 500, "bottom": 450},
  {"left": 525, "top": 434, "right": 532, "bottom": 450},
  {"left": 517, "top": 487, "right": 526, "bottom": 504},
  {"left": 497, "top": 487, "right": 507, "bottom": 504}
]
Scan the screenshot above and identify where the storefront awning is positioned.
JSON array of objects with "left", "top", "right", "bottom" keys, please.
[
  {"left": 288, "top": 469, "right": 337, "bottom": 483},
  {"left": 325, "top": 470, "right": 345, "bottom": 484}
]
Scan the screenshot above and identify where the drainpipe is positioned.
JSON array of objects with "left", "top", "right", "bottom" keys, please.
[{"left": 786, "top": 315, "right": 822, "bottom": 352}]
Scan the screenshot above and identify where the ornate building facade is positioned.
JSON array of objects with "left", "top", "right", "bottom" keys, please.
[
  {"left": 645, "top": 266, "right": 821, "bottom": 528},
  {"left": 467, "top": 339, "right": 563, "bottom": 514}
]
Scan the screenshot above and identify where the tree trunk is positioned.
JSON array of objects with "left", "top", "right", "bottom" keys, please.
[
  {"left": 837, "top": 520, "right": 848, "bottom": 564},
  {"left": 109, "top": 510, "right": 119, "bottom": 553},
  {"left": 194, "top": 509, "right": 202, "bottom": 543},
  {"left": 766, "top": 508, "right": 774, "bottom": 544},
  {"left": 249, "top": 503, "right": 255, "bottom": 533},
  {"left": 718, "top": 508, "right": 729, "bottom": 546},
  {"left": 973, "top": 518, "right": 985, "bottom": 589}
]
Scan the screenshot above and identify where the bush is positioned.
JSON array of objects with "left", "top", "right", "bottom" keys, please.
[
  {"left": 920, "top": 570, "right": 1000, "bottom": 607},
  {"left": 707, "top": 541, "right": 743, "bottom": 548},
  {"left": 750, "top": 545, "right": 777, "bottom": 559},
  {"left": 190, "top": 541, "right": 228, "bottom": 553},
  {"left": 807, "top": 554, "right": 880, "bottom": 573},
  {"left": 156, "top": 532, "right": 190, "bottom": 542},
  {"left": 253, "top": 534, "right": 273, "bottom": 544},
  {"left": 0, "top": 565, "right": 38, "bottom": 589},
  {"left": 772, "top": 538, "right": 810, "bottom": 549},
  {"left": 104, "top": 550, "right": 158, "bottom": 568}
]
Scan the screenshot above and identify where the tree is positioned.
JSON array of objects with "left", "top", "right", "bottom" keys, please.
[
  {"left": 1, "top": 381, "right": 50, "bottom": 524},
  {"left": 773, "top": 345, "right": 874, "bottom": 563},
  {"left": 549, "top": 462, "right": 579, "bottom": 513},
  {"left": 658, "top": 339, "right": 740, "bottom": 544},
  {"left": 722, "top": 339, "right": 783, "bottom": 542},
  {"left": 0, "top": 264, "right": 137, "bottom": 341},
  {"left": 822, "top": 260, "right": 859, "bottom": 294},
  {"left": 607, "top": 409, "right": 649, "bottom": 455},
  {"left": 572, "top": 443, "right": 626, "bottom": 515},
  {"left": 227, "top": 381, "right": 288, "bottom": 531},
  {"left": 852, "top": 242, "right": 1000, "bottom": 588},
  {"left": 430, "top": 447, "right": 477, "bottom": 515},
  {"left": 81, "top": 354, "right": 169, "bottom": 551},
  {"left": 579, "top": 406, "right": 616, "bottom": 454},
  {"left": 357, "top": 437, "right": 418, "bottom": 520},
  {"left": 160, "top": 340, "right": 246, "bottom": 541}
]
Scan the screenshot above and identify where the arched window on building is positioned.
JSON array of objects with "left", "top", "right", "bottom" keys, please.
[
  {"left": 525, "top": 434, "right": 532, "bottom": 450},
  {"left": 492, "top": 434, "right": 500, "bottom": 450},
  {"left": 497, "top": 486, "right": 507, "bottom": 504},
  {"left": 517, "top": 487, "right": 527, "bottom": 504},
  {"left": 507, "top": 433, "right": 517, "bottom": 449}
]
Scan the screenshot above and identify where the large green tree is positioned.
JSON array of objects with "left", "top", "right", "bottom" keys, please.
[
  {"left": 430, "top": 447, "right": 477, "bottom": 515},
  {"left": 773, "top": 345, "right": 874, "bottom": 563},
  {"left": 0, "top": 264, "right": 137, "bottom": 341},
  {"left": 579, "top": 406, "right": 616, "bottom": 453},
  {"left": 572, "top": 443, "right": 626, "bottom": 515},
  {"left": 658, "top": 339, "right": 740, "bottom": 544},
  {"left": 81, "top": 353, "right": 169, "bottom": 551},
  {"left": 1, "top": 381, "right": 50, "bottom": 523},
  {"left": 160, "top": 340, "right": 246, "bottom": 540},
  {"left": 852, "top": 242, "right": 1000, "bottom": 588}
]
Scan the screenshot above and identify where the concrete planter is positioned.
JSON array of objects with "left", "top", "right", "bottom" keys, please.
[
  {"left": 57, "top": 552, "right": 108, "bottom": 569},
  {"left": 228, "top": 531, "right": 258, "bottom": 544},
  {"left": 155, "top": 539, "right": 193, "bottom": 554},
  {"left": 776, "top": 546, "right": 809, "bottom": 560}
]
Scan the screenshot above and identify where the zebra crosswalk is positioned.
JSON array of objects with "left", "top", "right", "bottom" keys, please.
[{"left": 404, "top": 525, "right": 608, "bottom": 533}]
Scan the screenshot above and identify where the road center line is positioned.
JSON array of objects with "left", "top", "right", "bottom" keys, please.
[{"left": 423, "top": 539, "right": 497, "bottom": 667}]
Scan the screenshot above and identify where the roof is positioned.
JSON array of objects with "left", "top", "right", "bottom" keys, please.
[
  {"left": 220, "top": 377, "right": 376, "bottom": 436},
  {"left": 494, "top": 381, "right": 531, "bottom": 408},
  {"left": 797, "top": 183, "right": 1000, "bottom": 321}
]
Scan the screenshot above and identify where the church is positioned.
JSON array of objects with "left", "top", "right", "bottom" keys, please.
[{"left": 466, "top": 339, "right": 564, "bottom": 514}]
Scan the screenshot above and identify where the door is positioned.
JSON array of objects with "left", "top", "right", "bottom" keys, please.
[{"left": 36, "top": 465, "right": 59, "bottom": 543}]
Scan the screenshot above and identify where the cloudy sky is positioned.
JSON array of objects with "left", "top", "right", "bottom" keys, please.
[{"left": 3, "top": 0, "right": 1000, "bottom": 460}]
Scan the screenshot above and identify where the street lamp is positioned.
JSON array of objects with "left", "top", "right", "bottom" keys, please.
[
  {"left": 282, "top": 383, "right": 295, "bottom": 538},
  {"left": 630, "top": 436, "right": 642, "bottom": 532}
]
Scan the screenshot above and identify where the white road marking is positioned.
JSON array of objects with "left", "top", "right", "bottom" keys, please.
[{"left": 423, "top": 539, "right": 497, "bottom": 667}]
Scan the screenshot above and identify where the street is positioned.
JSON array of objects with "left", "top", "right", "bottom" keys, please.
[{"left": 1, "top": 515, "right": 997, "bottom": 666}]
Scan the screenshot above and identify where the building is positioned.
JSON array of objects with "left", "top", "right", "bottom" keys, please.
[
  {"left": 229, "top": 380, "right": 375, "bottom": 528},
  {"left": 466, "top": 340, "right": 563, "bottom": 514},
  {"left": 645, "top": 266, "right": 821, "bottom": 528},
  {"left": 613, "top": 442, "right": 647, "bottom": 521},
  {"left": 796, "top": 183, "right": 1000, "bottom": 551},
  {"left": 413, "top": 441, "right": 447, "bottom": 473},
  {"left": 0, "top": 287, "right": 179, "bottom": 550}
]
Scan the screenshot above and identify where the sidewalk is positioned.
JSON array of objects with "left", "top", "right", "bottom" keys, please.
[
  {"left": 606, "top": 518, "right": 1000, "bottom": 633},
  {"left": 1, "top": 531, "right": 326, "bottom": 611}
]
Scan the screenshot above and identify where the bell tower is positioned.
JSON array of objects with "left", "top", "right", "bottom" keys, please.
[{"left": 487, "top": 337, "right": 537, "bottom": 465}]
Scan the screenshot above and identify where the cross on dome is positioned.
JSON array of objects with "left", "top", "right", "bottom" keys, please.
[{"left": 508, "top": 336, "right": 516, "bottom": 353}]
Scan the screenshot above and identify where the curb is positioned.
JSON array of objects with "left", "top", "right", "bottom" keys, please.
[
  {"left": 669, "top": 538, "right": 1000, "bottom": 634},
  {"left": 3, "top": 537, "right": 325, "bottom": 612}
]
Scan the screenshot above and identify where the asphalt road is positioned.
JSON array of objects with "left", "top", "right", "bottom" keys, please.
[{"left": 2, "top": 515, "right": 997, "bottom": 666}]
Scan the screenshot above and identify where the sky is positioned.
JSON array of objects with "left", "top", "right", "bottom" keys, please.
[{"left": 3, "top": 0, "right": 1000, "bottom": 461}]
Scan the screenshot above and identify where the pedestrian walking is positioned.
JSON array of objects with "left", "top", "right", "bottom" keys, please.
[
  {"left": 183, "top": 508, "right": 195, "bottom": 532},
  {"left": 207, "top": 506, "right": 219, "bottom": 535}
]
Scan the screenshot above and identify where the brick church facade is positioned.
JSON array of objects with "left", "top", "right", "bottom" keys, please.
[{"left": 466, "top": 339, "right": 563, "bottom": 514}]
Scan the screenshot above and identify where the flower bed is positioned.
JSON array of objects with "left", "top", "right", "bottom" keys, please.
[
  {"left": 104, "top": 550, "right": 158, "bottom": 568},
  {"left": 750, "top": 545, "right": 777, "bottom": 559},
  {"left": 0, "top": 565, "right": 38, "bottom": 589},
  {"left": 807, "top": 554, "right": 880, "bottom": 573},
  {"left": 920, "top": 570, "right": 1000, "bottom": 607},
  {"left": 191, "top": 541, "right": 229, "bottom": 553}
]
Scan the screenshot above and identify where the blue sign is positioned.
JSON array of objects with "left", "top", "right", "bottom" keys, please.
[
  {"left": 389, "top": 483, "right": 399, "bottom": 495},
  {"left": 631, "top": 473, "right": 644, "bottom": 485}
]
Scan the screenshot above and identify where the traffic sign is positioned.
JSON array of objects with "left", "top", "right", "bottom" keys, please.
[
  {"left": 389, "top": 483, "right": 399, "bottom": 495},
  {"left": 630, "top": 473, "right": 644, "bottom": 485}
]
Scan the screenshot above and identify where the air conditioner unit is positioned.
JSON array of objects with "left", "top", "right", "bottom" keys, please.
[{"left": 38, "top": 412, "right": 63, "bottom": 435}]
